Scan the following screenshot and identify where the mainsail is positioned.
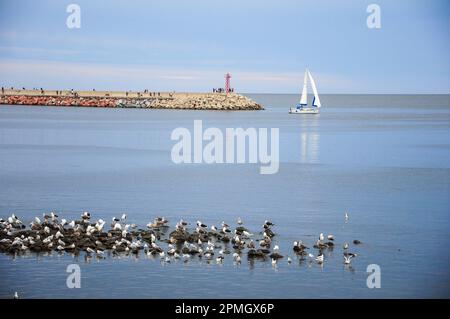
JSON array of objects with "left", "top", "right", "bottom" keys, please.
[
  {"left": 299, "top": 70, "right": 308, "bottom": 105},
  {"left": 307, "top": 70, "right": 321, "bottom": 108}
]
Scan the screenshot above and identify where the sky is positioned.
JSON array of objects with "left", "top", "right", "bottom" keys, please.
[{"left": 0, "top": 0, "right": 449, "bottom": 93}]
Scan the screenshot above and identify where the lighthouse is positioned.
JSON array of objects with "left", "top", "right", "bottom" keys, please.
[{"left": 225, "top": 73, "right": 231, "bottom": 93}]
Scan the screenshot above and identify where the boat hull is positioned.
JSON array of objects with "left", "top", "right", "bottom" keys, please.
[{"left": 289, "top": 107, "right": 319, "bottom": 114}]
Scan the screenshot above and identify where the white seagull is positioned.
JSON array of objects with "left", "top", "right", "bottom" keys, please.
[
  {"left": 316, "top": 254, "right": 324, "bottom": 263},
  {"left": 344, "top": 255, "right": 353, "bottom": 264}
]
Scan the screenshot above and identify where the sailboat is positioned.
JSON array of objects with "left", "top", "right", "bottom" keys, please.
[{"left": 289, "top": 69, "right": 322, "bottom": 114}]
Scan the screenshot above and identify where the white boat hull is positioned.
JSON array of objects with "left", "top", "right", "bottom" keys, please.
[{"left": 289, "top": 107, "right": 319, "bottom": 114}]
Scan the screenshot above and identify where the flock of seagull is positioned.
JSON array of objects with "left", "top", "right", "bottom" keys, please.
[{"left": 0, "top": 211, "right": 361, "bottom": 266}]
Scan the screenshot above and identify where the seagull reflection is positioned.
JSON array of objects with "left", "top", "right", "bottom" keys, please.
[{"left": 344, "top": 264, "right": 355, "bottom": 273}]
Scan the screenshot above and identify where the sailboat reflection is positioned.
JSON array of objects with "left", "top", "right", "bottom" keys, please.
[{"left": 300, "top": 131, "right": 320, "bottom": 163}]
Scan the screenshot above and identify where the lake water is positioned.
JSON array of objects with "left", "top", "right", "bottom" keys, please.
[{"left": 0, "top": 94, "right": 449, "bottom": 298}]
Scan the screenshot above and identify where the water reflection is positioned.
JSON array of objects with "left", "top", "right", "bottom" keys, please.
[
  {"left": 297, "top": 112, "right": 320, "bottom": 164},
  {"left": 299, "top": 132, "right": 320, "bottom": 163}
]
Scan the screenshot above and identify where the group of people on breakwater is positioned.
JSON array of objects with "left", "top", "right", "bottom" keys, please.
[
  {"left": 1, "top": 86, "right": 167, "bottom": 98},
  {"left": 0, "top": 212, "right": 361, "bottom": 266}
]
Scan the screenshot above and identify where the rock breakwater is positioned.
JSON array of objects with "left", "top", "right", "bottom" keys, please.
[{"left": 0, "top": 91, "right": 263, "bottom": 110}]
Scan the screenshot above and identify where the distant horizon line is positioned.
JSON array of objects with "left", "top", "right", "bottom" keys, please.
[{"left": 1, "top": 87, "right": 449, "bottom": 96}]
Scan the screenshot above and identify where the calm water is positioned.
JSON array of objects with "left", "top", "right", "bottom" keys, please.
[{"left": 0, "top": 94, "right": 449, "bottom": 298}]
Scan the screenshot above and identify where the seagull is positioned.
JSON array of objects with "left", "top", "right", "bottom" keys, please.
[
  {"left": 344, "top": 255, "right": 352, "bottom": 264},
  {"left": 86, "top": 247, "right": 95, "bottom": 254},
  {"left": 237, "top": 217, "right": 243, "bottom": 225},
  {"left": 68, "top": 220, "right": 75, "bottom": 228},
  {"left": 216, "top": 255, "right": 224, "bottom": 263},
  {"left": 13, "top": 292, "right": 19, "bottom": 299},
  {"left": 287, "top": 257, "right": 292, "bottom": 264},
  {"left": 319, "top": 233, "right": 324, "bottom": 241},
  {"left": 204, "top": 252, "right": 213, "bottom": 259},
  {"left": 42, "top": 235, "right": 53, "bottom": 244},
  {"left": 343, "top": 242, "right": 349, "bottom": 250},
  {"left": 315, "top": 254, "right": 324, "bottom": 263},
  {"left": 243, "top": 230, "right": 253, "bottom": 237},
  {"left": 146, "top": 221, "right": 157, "bottom": 229},
  {"left": 273, "top": 245, "right": 280, "bottom": 251},
  {"left": 264, "top": 220, "right": 274, "bottom": 226},
  {"left": 211, "top": 225, "right": 217, "bottom": 232},
  {"left": 327, "top": 235, "right": 334, "bottom": 241},
  {"left": 345, "top": 212, "right": 349, "bottom": 221},
  {"left": 197, "top": 220, "right": 207, "bottom": 228},
  {"left": 179, "top": 219, "right": 188, "bottom": 226},
  {"left": 121, "top": 213, "right": 127, "bottom": 221},
  {"left": 271, "top": 258, "right": 277, "bottom": 266},
  {"left": 34, "top": 217, "right": 41, "bottom": 224}
]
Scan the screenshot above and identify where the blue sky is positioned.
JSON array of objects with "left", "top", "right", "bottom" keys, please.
[{"left": 0, "top": 0, "right": 449, "bottom": 93}]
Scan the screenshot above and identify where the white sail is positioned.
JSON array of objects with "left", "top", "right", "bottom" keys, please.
[
  {"left": 299, "top": 70, "right": 308, "bottom": 105},
  {"left": 307, "top": 70, "right": 321, "bottom": 108}
]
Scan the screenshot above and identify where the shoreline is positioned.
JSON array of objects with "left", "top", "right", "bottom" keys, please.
[{"left": 0, "top": 89, "right": 264, "bottom": 110}]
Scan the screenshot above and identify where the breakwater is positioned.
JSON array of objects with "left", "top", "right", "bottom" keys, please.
[{"left": 0, "top": 89, "right": 263, "bottom": 110}]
